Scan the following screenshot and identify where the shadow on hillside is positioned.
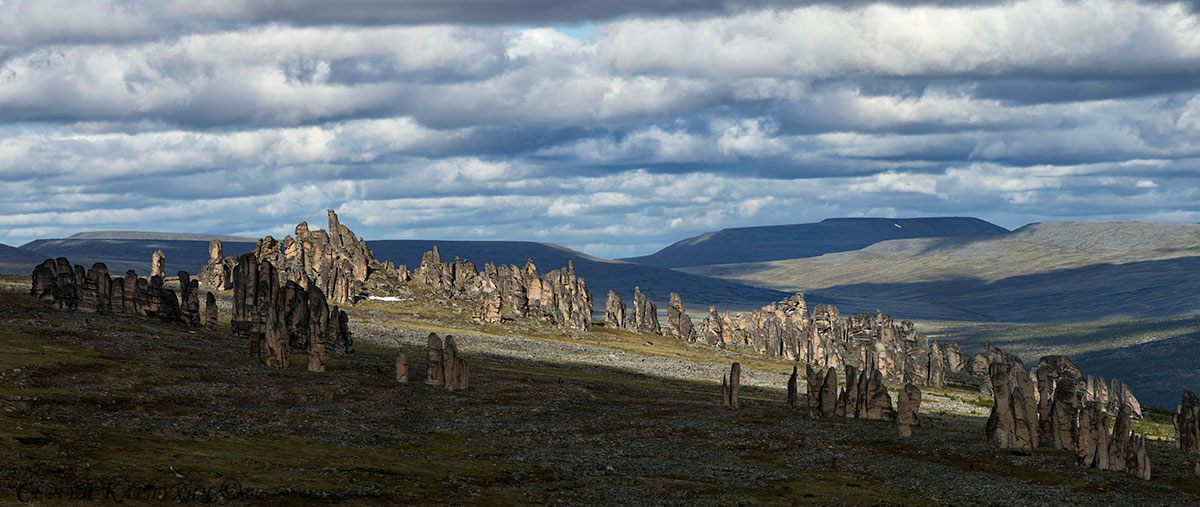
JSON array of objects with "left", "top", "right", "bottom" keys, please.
[
  {"left": 1072, "top": 332, "right": 1200, "bottom": 409},
  {"left": 808, "top": 256, "right": 1200, "bottom": 322}
]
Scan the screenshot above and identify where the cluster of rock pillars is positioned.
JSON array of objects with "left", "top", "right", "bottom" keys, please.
[{"left": 28, "top": 209, "right": 1200, "bottom": 482}]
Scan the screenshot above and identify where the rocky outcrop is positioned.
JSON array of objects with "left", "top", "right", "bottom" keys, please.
[
  {"left": 986, "top": 362, "right": 1038, "bottom": 449},
  {"left": 806, "top": 365, "right": 823, "bottom": 417},
  {"left": 31, "top": 257, "right": 199, "bottom": 327},
  {"left": 198, "top": 240, "right": 238, "bottom": 290},
  {"left": 151, "top": 250, "right": 166, "bottom": 279},
  {"left": 629, "top": 287, "right": 660, "bottom": 335},
  {"left": 442, "top": 335, "right": 469, "bottom": 391},
  {"left": 1108, "top": 406, "right": 1151, "bottom": 480},
  {"left": 605, "top": 290, "right": 626, "bottom": 328},
  {"left": 414, "top": 249, "right": 593, "bottom": 331},
  {"left": 943, "top": 342, "right": 969, "bottom": 374},
  {"left": 898, "top": 383, "right": 922, "bottom": 437},
  {"left": 1077, "top": 402, "right": 1110, "bottom": 470},
  {"left": 1176, "top": 390, "right": 1200, "bottom": 454},
  {"left": 855, "top": 365, "right": 896, "bottom": 422},
  {"left": 722, "top": 362, "right": 741, "bottom": 409},
  {"left": 232, "top": 252, "right": 350, "bottom": 367},
  {"left": 1049, "top": 376, "right": 1081, "bottom": 451},
  {"left": 666, "top": 293, "right": 695, "bottom": 341},
  {"left": 835, "top": 365, "right": 859, "bottom": 418},
  {"left": 680, "top": 292, "right": 944, "bottom": 388}
]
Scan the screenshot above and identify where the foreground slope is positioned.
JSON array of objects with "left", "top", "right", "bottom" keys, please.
[
  {"left": 685, "top": 221, "right": 1200, "bottom": 321},
  {"left": 623, "top": 217, "right": 1009, "bottom": 268},
  {"left": 1, "top": 279, "right": 1196, "bottom": 504},
  {"left": 368, "top": 239, "right": 791, "bottom": 312}
]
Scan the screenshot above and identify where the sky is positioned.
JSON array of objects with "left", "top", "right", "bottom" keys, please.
[{"left": 2, "top": 0, "right": 1200, "bottom": 258}]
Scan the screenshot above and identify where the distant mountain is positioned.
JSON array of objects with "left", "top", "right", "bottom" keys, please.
[
  {"left": 684, "top": 221, "right": 1200, "bottom": 322},
  {"left": 18, "top": 238, "right": 256, "bottom": 277},
  {"left": 64, "top": 231, "right": 256, "bottom": 242},
  {"left": 622, "top": 217, "right": 1010, "bottom": 268},
  {"left": 0, "top": 242, "right": 52, "bottom": 274},
  {"left": 367, "top": 240, "right": 791, "bottom": 313}
]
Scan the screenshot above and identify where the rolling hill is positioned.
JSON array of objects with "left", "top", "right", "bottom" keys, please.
[
  {"left": 622, "top": 217, "right": 1010, "bottom": 268},
  {"left": 682, "top": 221, "right": 1200, "bottom": 322},
  {"left": 0, "top": 243, "right": 52, "bottom": 274},
  {"left": 17, "top": 238, "right": 257, "bottom": 278}
]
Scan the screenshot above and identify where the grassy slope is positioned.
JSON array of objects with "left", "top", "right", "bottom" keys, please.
[
  {"left": 683, "top": 221, "right": 1200, "bottom": 322},
  {"left": 1, "top": 277, "right": 1195, "bottom": 503}
]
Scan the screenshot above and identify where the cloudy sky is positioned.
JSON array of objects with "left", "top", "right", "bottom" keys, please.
[{"left": 2, "top": 0, "right": 1199, "bottom": 258}]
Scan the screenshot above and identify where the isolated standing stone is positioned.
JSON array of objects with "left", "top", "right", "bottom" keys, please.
[
  {"left": 787, "top": 365, "right": 798, "bottom": 410},
  {"left": 396, "top": 350, "right": 409, "bottom": 382},
  {"left": 205, "top": 291, "right": 218, "bottom": 329},
  {"left": 820, "top": 367, "right": 838, "bottom": 418},
  {"left": 426, "top": 333, "right": 445, "bottom": 386},
  {"left": 151, "top": 250, "right": 166, "bottom": 279},
  {"left": 444, "top": 335, "right": 461, "bottom": 391},
  {"left": 629, "top": 287, "right": 660, "bottom": 334},
  {"left": 1176, "top": 390, "right": 1200, "bottom": 453},
  {"left": 835, "top": 365, "right": 858, "bottom": 418},
  {"left": 729, "top": 362, "right": 741, "bottom": 410},
  {"left": 806, "top": 365, "right": 822, "bottom": 417},
  {"left": 897, "top": 383, "right": 922, "bottom": 437}
]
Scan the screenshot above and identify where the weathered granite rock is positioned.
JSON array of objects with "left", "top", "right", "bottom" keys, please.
[
  {"left": 151, "top": 250, "right": 166, "bottom": 279},
  {"left": 860, "top": 367, "right": 896, "bottom": 422},
  {"left": 263, "top": 287, "right": 289, "bottom": 369},
  {"left": 927, "top": 342, "right": 945, "bottom": 388},
  {"left": 943, "top": 342, "right": 968, "bottom": 373},
  {"left": 1050, "top": 377, "right": 1081, "bottom": 451},
  {"left": 198, "top": 240, "right": 238, "bottom": 290},
  {"left": 473, "top": 292, "right": 502, "bottom": 324},
  {"left": 987, "top": 362, "right": 1038, "bottom": 449},
  {"left": 1130, "top": 434, "right": 1151, "bottom": 480},
  {"left": 331, "top": 306, "right": 352, "bottom": 354},
  {"left": 1176, "top": 390, "right": 1200, "bottom": 454},
  {"left": 179, "top": 272, "right": 200, "bottom": 326},
  {"left": 695, "top": 306, "right": 725, "bottom": 347},
  {"left": 79, "top": 263, "right": 111, "bottom": 313},
  {"left": 898, "top": 383, "right": 922, "bottom": 437},
  {"left": 820, "top": 367, "right": 838, "bottom": 418},
  {"left": 426, "top": 333, "right": 444, "bottom": 386},
  {"left": 205, "top": 292, "right": 218, "bottom": 329},
  {"left": 605, "top": 290, "right": 626, "bottom": 329},
  {"left": 231, "top": 252, "right": 348, "bottom": 365},
  {"left": 806, "top": 365, "right": 822, "bottom": 417},
  {"left": 1109, "top": 378, "right": 1142, "bottom": 419},
  {"left": 396, "top": 351, "right": 409, "bottom": 383},
  {"left": 444, "top": 335, "right": 461, "bottom": 391},
  {"left": 629, "top": 287, "right": 660, "bottom": 335},
  {"left": 1077, "top": 401, "right": 1110, "bottom": 470},
  {"left": 666, "top": 293, "right": 695, "bottom": 341},
  {"left": 787, "top": 365, "right": 798, "bottom": 410},
  {"left": 723, "top": 362, "right": 741, "bottom": 409}
]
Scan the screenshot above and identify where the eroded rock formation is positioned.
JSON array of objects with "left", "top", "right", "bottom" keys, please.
[
  {"left": 898, "top": 383, "right": 922, "bottom": 437},
  {"left": 629, "top": 287, "right": 660, "bottom": 335},
  {"left": 205, "top": 292, "right": 217, "bottom": 329},
  {"left": 605, "top": 290, "right": 626, "bottom": 328},
  {"left": 1177, "top": 390, "right": 1200, "bottom": 454},
  {"left": 986, "top": 362, "right": 1038, "bottom": 449},
  {"left": 666, "top": 293, "right": 695, "bottom": 341},
  {"left": 232, "top": 252, "right": 350, "bottom": 368},
  {"left": 396, "top": 351, "right": 409, "bottom": 383},
  {"left": 425, "top": 333, "right": 444, "bottom": 386},
  {"left": 151, "top": 250, "right": 166, "bottom": 279},
  {"left": 31, "top": 257, "right": 195, "bottom": 326},
  {"left": 722, "top": 362, "right": 741, "bottom": 409},
  {"left": 787, "top": 365, "right": 798, "bottom": 410},
  {"left": 198, "top": 239, "right": 238, "bottom": 290}
]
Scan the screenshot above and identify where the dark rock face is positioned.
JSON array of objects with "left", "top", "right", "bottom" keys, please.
[
  {"left": 198, "top": 239, "right": 238, "bottom": 290},
  {"left": 231, "top": 252, "right": 350, "bottom": 367},
  {"left": 1078, "top": 402, "right": 1110, "bottom": 470},
  {"left": 1177, "top": 390, "right": 1200, "bottom": 456},
  {"left": 898, "top": 383, "right": 922, "bottom": 437},
  {"left": 31, "top": 257, "right": 200, "bottom": 327},
  {"left": 806, "top": 365, "right": 822, "bottom": 417},
  {"left": 629, "top": 287, "right": 660, "bottom": 335},
  {"left": 835, "top": 365, "right": 858, "bottom": 418},
  {"left": 1050, "top": 377, "right": 1081, "bottom": 451},
  {"left": 151, "top": 250, "right": 166, "bottom": 279},
  {"left": 605, "top": 290, "right": 626, "bottom": 329},
  {"left": 666, "top": 293, "right": 695, "bottom": 341},
  {"left": 787, "top": 365, "right": 798, "bottom": 410}
]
